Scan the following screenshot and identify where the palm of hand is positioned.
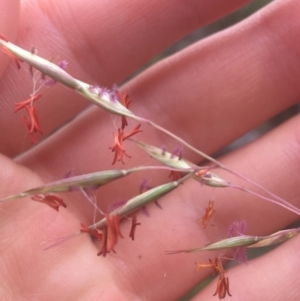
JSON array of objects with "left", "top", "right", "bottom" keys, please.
[{"left": 0, "top": 0, "right": 300, "bottom": 300}]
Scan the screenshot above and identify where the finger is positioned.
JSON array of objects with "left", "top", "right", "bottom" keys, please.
[
  {"left": 0, "top": 0, "right": 250, "bottom": 157},
  {"left": 0, "top": 0, "right": 19, "bottom": 77},
  {"left": 37, "top": 0, "right": 250, "bottom": 82},
  {"left": 126, "top": 0, "right": 300, "bottom": 157}
]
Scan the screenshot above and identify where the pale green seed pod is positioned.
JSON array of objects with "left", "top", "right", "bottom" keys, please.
[
  {"left": 134, "top": 140, "right": 194, "bottom": 170},
  {"left": 0, "top": 39, "right": 138, "bottom": 119},
  {"left": 167, "top": 227, "right": 300, "bottom": 254},
  {"left": 247, "top": 228, "right": 300, "bottom": 248},
  {"left": 0, "top": 169, "right": 132, "bottom": 200},
  {"left": 91, "top": 173, "right": 192, "bottom": 229},
  {"left": 193, "top": 171, "right": 230, "bottom": 188}
]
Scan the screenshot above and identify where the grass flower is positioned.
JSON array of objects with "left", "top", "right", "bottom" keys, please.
[
  {"left": 43, "top": 60, "right": 68, "bottom": 86},
  {"left": 228, "top": 220, "right": 248, "bottom": 264},
  {"left": 14, "top": 94, "right": 41, "bottom": 113},
  {"left": 198, "top": 200, "right": 216, "bottom": 228},
  {"left": 80, "top": 223, "right": 103, "bottom": 241},
  {"left": 1, "top": 46, "right": 23, "bottom": 69},
  {"left": 117, "top": 91, "right": 132, "bottom": 129},
  {"left": 129, "top": 215, "right": 141, "bottom": 240},
  {"left": 80, "top": 214, "right": 123, "bottom": 256},
  {"left": 21, "top": 104, "right": 43, "bottom": 144},
  {"left": 109, "top": 124, "right": 142, "bottom": 164},
  {"left": 31, "top": 194, "right": 66, "bottom": 211},
  {"left": 2, "top": 33, "right": 300, "bottom": 301},
  {"left": 195, "top": 258, "right": 231, "bottom": 299}
]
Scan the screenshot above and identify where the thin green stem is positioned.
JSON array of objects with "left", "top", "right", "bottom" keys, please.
[{"left": 134, "top": 117, "right": 300, "bottom": 215}]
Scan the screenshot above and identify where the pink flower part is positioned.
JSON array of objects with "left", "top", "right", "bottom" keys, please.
[
  {"left": 228, "top": 220, "right": 248, "bottom": 264},
  {"left": 170, "top": 146, "right": 183, "bottom": 160},
  {"left": 228, "top": 220, "right": 247, "bottom": 237}
]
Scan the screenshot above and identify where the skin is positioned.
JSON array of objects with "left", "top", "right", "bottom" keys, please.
[{"left": 0, "top": 0, "right": 300, "bottom": 300}]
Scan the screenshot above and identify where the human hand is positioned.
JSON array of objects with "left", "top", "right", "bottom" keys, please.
[{"left": 0, "top": 0, "right": 300, "bottom": 300}]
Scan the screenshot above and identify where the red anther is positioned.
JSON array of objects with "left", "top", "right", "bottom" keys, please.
[
  {"left": 198, "top": 200, "right": 215, "bottom": 228},
  {"left": 1, "top": 47, "right": 23, "bottom": 69},
  {"left": 80, "top": 223, "right": 103, "bottom": 241},
  {"left": 109, "top": 124, "right": 141, "bottom": 165},
  {"left": 117, "top": 91, "right": 132, "bottom": 129},
  {"left": 31, "top": 194, "right": 66, "bottom": 211},
  {"left": 129, "top": 215, "right": 141, "bottom": 240},
  {"left": 14, "top": 94, "right": 42, "bottom": 113}
]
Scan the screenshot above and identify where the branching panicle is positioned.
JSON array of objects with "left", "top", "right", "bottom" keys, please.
[{"left": 1, "top": 34, "right": 300, "bottom": 300}]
